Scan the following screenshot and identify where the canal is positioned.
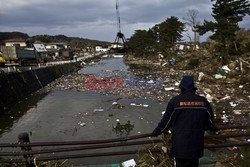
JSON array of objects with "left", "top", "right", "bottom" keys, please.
[
  {"left": 1, "top": 57, "right": 246, "bottom": 166},
  {"left": 0, "top": 58, "right": 169, "bottom": 165}
]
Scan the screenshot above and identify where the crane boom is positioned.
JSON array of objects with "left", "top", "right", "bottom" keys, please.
[
  {"left": 113, "top": 0, "right": 128, "bottom": 53},
  {"left": 116, "top": 0, "right": 121, "bottom": 33}
]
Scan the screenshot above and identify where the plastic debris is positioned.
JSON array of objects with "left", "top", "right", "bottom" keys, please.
[
  {"left": 198, "top": 72, "right": 205, "bottom": 81},
  {"left": 162, "top": 63, "right": 167, "bottom": 67},
  {"left": 174, "top": 82, "right": 179, "bottom": 86},
  {"left": 221, "top": 114, "right": 229, "bottom": 123},
  {"left": 121, "top": 159, "right": 136, "bottom": 167},
  {"left": 221, "top": 65, "right": 231, "bottom": 73},
  {"left": 215, "top": 74, "right": 226, "bottom": 79},
  {"left": 165, "top": 87, "right": 175, "bottom": 91},
  {"left": 147, "top": 79, "right": 154, "bottom": 84},
  {"left": 93, "top": 108, "right": 104, "bottom": 112},
  {"left": 233, "top": 110, "right": 241, "bottom": 115},
  {"left": 162, "top": 146, "right": 167, "bottom": 153},
  {"left": 116, "top": 119, "right": 120, "bottom": 122},
  {"left": 130, "top": 103, "right": 149, "bottom": 107},
  {"left": 162, "top": 111, "right": 166, "bottom": 116},
  {"left": 130, "top": 103, "right": 136, "bottom": 106},
  {"left": 206, "top": 94, "right": 213, "bottom": 102},
  {"left": 229, "top": 102, "right": 237, "bottom": 107},
  {"left": 220, "top": 96, "right": 231, "bottom": 101},
  {"left": 112, "top": 102, "right": 118, "bottom": 105},
  {"left": 80, "top": 123, "right": 86, "bottom": 127},
  {"left": 239, "top": 85, "right": 244, "bottom": 89}
]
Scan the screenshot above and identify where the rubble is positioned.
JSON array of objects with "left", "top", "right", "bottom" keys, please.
[{"left": 42, "top": 56, "right": 250, "bottom": 136}]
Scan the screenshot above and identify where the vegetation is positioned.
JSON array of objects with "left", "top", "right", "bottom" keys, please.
[
  {"left": 197, "top": 0, "right": 250, "bottom": 64},
  {"left": 183, "top": 9, "right": 200, "bottom": 43},
  {"left": 128, "top": 16, "right": 185, "bottom": 58},
  {"left": 0, "top": 32, "right": 110, "bottom": 48},
  {"left": 0, "top": 32, "right": 29, "bottom": 42}
]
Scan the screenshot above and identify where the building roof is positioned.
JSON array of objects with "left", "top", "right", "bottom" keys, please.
[
  {"left": 4, "top": 38, "right": 26, "bottom": 43},
  {"left": 34, "top": 44, "right": 47, "bottom": 52}
]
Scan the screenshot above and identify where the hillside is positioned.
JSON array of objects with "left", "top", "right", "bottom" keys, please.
[{"left": 0, "top": 32, "right": 110, "bottom": 48}]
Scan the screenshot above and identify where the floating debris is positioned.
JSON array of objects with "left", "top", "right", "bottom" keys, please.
[
  {"left": 130, "top": 103, "right": 149, "bottom": 108},
  {"left": 79, "top": 122, "right": 86, "bottom": 127},
  {"left": 122, "top": 159, "right": 136, "bottom": 167},
  {"left": 93, "top": 108, "right": 104, "bottom": 112}
]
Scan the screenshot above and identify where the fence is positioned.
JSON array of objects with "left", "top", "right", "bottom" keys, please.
[{"left": 0, "top": 124, "right": 250, "bottom": 166}]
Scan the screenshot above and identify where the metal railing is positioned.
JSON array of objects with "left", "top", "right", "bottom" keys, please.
[{"left": 0, "top": 124, "right": 250, "bottom": 166}]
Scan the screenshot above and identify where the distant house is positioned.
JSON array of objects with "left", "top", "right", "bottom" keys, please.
[
  {"left": 110, "top": 43, "right": 123, "bottom": 49},
  {"left": 33, "top": 44, "right": 48, "bottom": 61},
  {"left": 95, "top": 46, "right": 109, "bottom": 52},
  {"left": 45, "top": 43, "right": 71, "bottom": 60},
  {"left": 174, "top": 42, "right": 199, "bottom": 51},
  {"left": 4, "top": 38, "right": 27, "bottom": 47}
]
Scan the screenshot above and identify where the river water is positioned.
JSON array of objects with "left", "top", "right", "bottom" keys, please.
[
  {"left": 1, "top": 58, "right": 237, "bottom": 166},
  {"left": 0, "top": 58, "right": 171, "bottom": 165}
]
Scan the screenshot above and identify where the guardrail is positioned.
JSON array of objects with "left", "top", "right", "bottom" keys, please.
[{"left": 0, "top": 124, "right": 250, "bottom": 166}]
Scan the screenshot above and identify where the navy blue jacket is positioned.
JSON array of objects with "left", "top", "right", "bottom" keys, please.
[{"left": 152, "top": 90, "right": 214, "bottom": 159}]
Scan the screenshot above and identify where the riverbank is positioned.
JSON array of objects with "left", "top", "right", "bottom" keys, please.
[
  {"left": 0, "top": 62, "right": 82, "bottom": 112},
  {"left": 0, "top": 53, "right": 104, "bottom": 112}
]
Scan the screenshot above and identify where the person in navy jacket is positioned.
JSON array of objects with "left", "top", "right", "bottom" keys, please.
[{"left": 151, "top": 75, "right": 217, "bottom": 167}]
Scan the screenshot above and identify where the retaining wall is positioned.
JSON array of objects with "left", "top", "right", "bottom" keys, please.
[{"left": 0, "top": 63, "right": 81, "bottom": 111}]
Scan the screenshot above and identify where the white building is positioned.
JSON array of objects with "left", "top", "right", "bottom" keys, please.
[
  {"left": 45, "top": 43, "right": 68, "bottom": 50},
  {"left": 4, "top": 38, "right": 27, "bottom": 47},
  {"left": 95, "top": 46, "right": 109, "bottom": 52}
]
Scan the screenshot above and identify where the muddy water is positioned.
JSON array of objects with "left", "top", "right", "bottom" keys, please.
[
  {"left": 1, "top": 58, "right": 240, "bottom": 165},
  {"left": 0, "top": 58, "right": 168, "bottom": 165}
]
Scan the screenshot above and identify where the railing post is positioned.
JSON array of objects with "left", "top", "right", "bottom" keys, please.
[{"left": 18, "top": 132, "right": 35, "bottom": 167}]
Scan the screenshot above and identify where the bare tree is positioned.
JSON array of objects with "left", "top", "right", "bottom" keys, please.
[{"left": 183, "top": 9, "right": 200, "bottom": 43}]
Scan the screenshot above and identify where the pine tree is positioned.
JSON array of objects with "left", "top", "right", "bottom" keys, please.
[
  {"left": 198, "top": 0, "right": 250, "bottom": 62},
  {"left": 128, "top": 30, "right": 156, "bottom": 57},
  {"left": 156, "top": 16, "right": 185, "bottom": 56}
]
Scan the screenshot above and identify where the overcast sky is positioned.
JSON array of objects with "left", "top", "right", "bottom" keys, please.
[{"left": 0, "top": 0, "right": 249, "bottom": 42}]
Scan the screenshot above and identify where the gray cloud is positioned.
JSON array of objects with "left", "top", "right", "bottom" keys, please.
[{"left": 0, "top": 0, "right": 249, "bottom": 42}]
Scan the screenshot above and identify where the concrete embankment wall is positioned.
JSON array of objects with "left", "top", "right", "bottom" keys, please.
[{"left": 0, "top": 63, "right": 81, "bottom": 110}]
